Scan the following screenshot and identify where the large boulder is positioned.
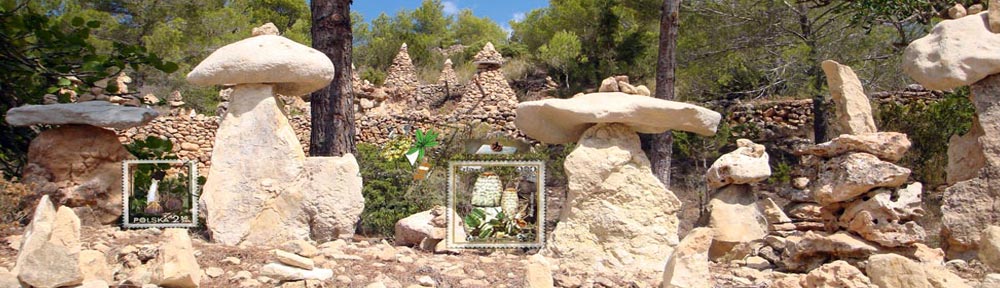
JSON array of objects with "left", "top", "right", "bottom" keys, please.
[
  {"left": 541, "top": 123, "right": 683, "bottom": 281},
  {"left": 811, "top": 153, "right": 911, "bottom": 206},
  {"left": 705, "top": 139, "right": 771, "bottom": 189},
  {"left": 796, "top": 132, "right": 911, "bottom": 162},
  {"left": 19, "top": 125, "right": 133, "bottom": 225},
  {"left": 903, "top": 12, "right": 1000, "bottom": 90},
  {"left": 942, "top": 74, "right": 1000, "bottom": 257},
  {"left": 150, "top": 229, "right": 201, "bottom": 288},
  {"left": 394, "top": 207, "right": 446, "bottom": 247},
  {"left": 193, "top": 33, "right": 363, "bottom": 246},
  {"left": 514, "top": 92, "right": 721, "bottom": 144},
  {"left": 867, "top": 253, "right": 970, "bottom": 288},
  {"left": 5, "top": 101, "right": 158, "bottom": 129},
  {"left": 662, "top": 228, "right": 714, "bottom": 288},
  {"left": 822, "top": 60, "right": 877, "bottom": 136}
]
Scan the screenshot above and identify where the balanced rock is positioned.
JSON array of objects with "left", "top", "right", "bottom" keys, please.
[
  {"left": 837, "top": 183, "right": 926, "bottom": 247},
  {"left": 20, "top": 125, "right": 134, "bottom": 224},
  {"left": 187, "top": 35, "right": 334, "bottom": 96},
  {"left": 6, "top": 100, "right": 158, "bottom": 129},
  {"left": 706, "top": 185, "right": 767, "bottom": 249},
  {"left": 706, "top": 139, "right": 770, "bottom": 189},
  {"left": 812, "top": 153, "right": 911, "bottom": 205},
  {"left": 796, "top": 132, "right": 911, "bottom": 162},
  {"left": 515, "top": 92, "right": 721, "bottom": 144},
  {"left": 662, "top": 228, "right": 714, "bottom": 288},
  {"left": 150, "top": 229, "right": 201, "bottom": 288},
  {"left": 904, "top": 12, "right": 1000, "bottom": 90},
  {"left": 191, "top": 32, "right": 363, "bottom": 245},
  {"left": 822, "top": 60, "right": 877, "bottom": 136},
  {"left": 799, "top": 260, "right": 873, "bottom": 288},
  {"left": 541, "top": 123, "right": 683, "bottom": 281}
]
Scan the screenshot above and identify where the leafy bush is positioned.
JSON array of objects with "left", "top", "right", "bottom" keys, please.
[
  {"left": 874, "top": 89, "right": 974, "bottom": 187},
  {"left": 356, "top": 143, "right": 438, "bottom": 237}
]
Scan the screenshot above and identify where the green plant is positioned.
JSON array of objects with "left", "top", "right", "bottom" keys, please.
[
  {"left": 768, "top": 161, "right": 793, "bottom": 184},
  {"left": 357, "top": 143, "right": 438, "bottom": 237},
  {"left": 462, "top": 208, "right": 534, "bottom": 242},
  {"left": 406, "top": 129, "right": 439, "bottom": 164}
]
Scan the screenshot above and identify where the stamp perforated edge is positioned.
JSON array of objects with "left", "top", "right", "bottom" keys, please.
[
  {"left": 446, "top": 160, "right": 546, "bottom": 249},
  {"left": 122, "top": 159, "right": 200, "bottom": 229}
]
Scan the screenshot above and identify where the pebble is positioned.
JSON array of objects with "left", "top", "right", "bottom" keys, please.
[
  {"left": 205, "top": 267, "right": 224, "bottom": 278},
  {"left": 336, "top": 275, "right": 353, "bottom": 284},
  {"left": 231, "top": 270, "right": 253, "bottom": 281},
  {"left": 417, "top": 275, "right": 436, "bottom": 286},
  {"left": 460, "top": 278, "right": 489, "bottom": 286},
  {"left": 222, "top": 257, "right": 242, "bottom": 265},
  {"left": 398, "top": 256, "right": 414, "bottom": 264}
]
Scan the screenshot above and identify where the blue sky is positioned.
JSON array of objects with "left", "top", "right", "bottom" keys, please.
[{"left": 351, "top": 1, "right": 548, "bottom": 32}]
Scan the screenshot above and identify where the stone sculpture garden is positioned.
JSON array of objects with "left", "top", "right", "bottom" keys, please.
[{"left": 5, "top": 5, "right": 1000, "bottom": 288}]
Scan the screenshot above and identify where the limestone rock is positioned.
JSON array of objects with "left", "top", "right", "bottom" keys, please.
[
  {"left": 903, "top": 12, "right": 1000, "bottom": 90},
  {"left": 980, "top": 226, "right": 1000, "bottom": 271},
  {"left": 980, "top": 274, "right": 1000, "bottom": 288},
  {"left": 706, "top": 185, "right": 767, "bottom": 244},
  {"left": 598, "top": 77, "right": 619, "bottom": 92},
  {"left": 279, "top": 240, "right": 319, "bottom": 258},
  {"left": 761, "top": 197, "right": 792, "bottom": 224},
  {"left": 260, "top": 263, "right": 333, "bottom": 281},
  {"left": 662, "top": 228, "right": 713, "bottom": 288},
  {"left": 867, "top": 254, "right": 932, "bottom": 288},
  {"left": 187, "top": 35, "right": 334, "bottom": 96},
  {"left": 252, "top": 22, "right": 280, "bottom": 36},
  {"left": 18, "top": 242, "right": 83, "bottom": 288},
  {"left": 822, "top": 60, "right": 877, "bottom": 136},
  {"left": 942, "top": 74, "right": 1000, "bottom": 256},
  {"left": 812, "top": 153, "right": 910, "bottom": 205},
  {"left": 947, "top": 118, "right": 985, "bottom": 185},
  {"left": 949, "top": 4, "right": 968, "bottom": 19},
  {"left": 783, "top": 231, "right": 880, "bottom": 272},
  {"left": 472, "top": 42, "right": 504, "bottom": 65},
  {"left": 79, "top": 250, "right": 112, "bottom": 283},
  {"left": 991, "top": 0, "right": 1000, "bottom": 33},
  {"left": 515, "top": 92, "right": 722, "bottom": 144},
  {"left": 14, "top": 196, "right": 84, "bottom": 288},
  {"left": 200, "top": 84, "right": 363, "bottom": 245},
  {"left": 541, "top": 123, "right": 682, "bottom": 281},
  {"left": 970, "top": 4, "right": 984, "bottom": 14},
  {"left": 275, "top": 250, "right": 314, "bottom": 270},
  {"left": 797, "top": 132, "right": 911, "bottom": 162},
  {"left": 394, "top": 209, "right": 445, "bottom": 247},
  {"left": 838, "top": 183, "right": 926, "bottom": 247},
  {"left": 5, "top": 101, "right": 158, "bottom": 129},
  {"left": 706, "top": 139, "right": 771, "bottom": 189},
  {"left": 150, "top": 229, "right": 201, "bottom": 288},
  {"left": 526, "top": 256, "right": 554, "bottom": 288},
  {"left": 799, "top": 260, "right": 873, "bottom": 288},
  {"left": 20, "top": 125, "right": 133, "bottom": 224}
]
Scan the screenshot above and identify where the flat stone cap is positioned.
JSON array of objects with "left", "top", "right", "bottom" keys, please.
[
  {"left": 5, "top": 101, "right": 158, "bottom": 129},
  {"left": 187, "top": 35, "right": 334, "bottom": 96},
  {"left": 904, "top": 12, "right": 1000, "bottom": 90},
  {"left": 515, "top": 92, "right": 721, "bottom": 144}
]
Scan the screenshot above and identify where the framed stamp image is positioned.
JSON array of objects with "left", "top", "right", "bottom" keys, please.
[
  {"left": 122, "top": 159, "right": 200, "bottom": 228},
  {"left": 447, "top": 160, "right": 546, "bottom": 249}
]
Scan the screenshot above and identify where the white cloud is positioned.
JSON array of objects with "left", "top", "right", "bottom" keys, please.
[
  {"left": 512, "top": 12, "right": 526, "bottom": 22},
  {"left": 443, "top": 1, "right": 459, "bottom": 15},
  {"left": 502, "top": 25, "right": 513, "bottom": 38}
]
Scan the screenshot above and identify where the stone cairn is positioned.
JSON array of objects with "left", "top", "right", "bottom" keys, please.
[
  {"left": 515, "top": 84, "right": 722, "bottom": 283},
  {"left": 905, "top": 3, "right": 1000, "bottom": 259},
  {"left": 187, "top": 24, "right": 363, "bottom": 246},
  {"left": 384, "top": 43, "right": 419, "bottom": 89},
  {"left": 6, "top": 99, "right": 157, "bottom": 225},
  {"left": 455, "top": 42, "right": 518, "bottom": 131},
  {"left": 1, "top": 196, "right": 202, "bottom": 288},
  {"left": 703, "top": 138, "right": 772, "bottom": 260},
  {"left": 437, "top": 58, "right": 459, "bottom": 85}
]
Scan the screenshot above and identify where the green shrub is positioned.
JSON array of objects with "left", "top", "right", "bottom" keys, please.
[
  {"left": 874, "top": 89, "right": 974, "bottom": 187},
  {"left": 356, "top": 143, "right": 438, "bottom": 237}
]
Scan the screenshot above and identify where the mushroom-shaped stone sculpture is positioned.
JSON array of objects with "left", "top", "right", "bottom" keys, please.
[
  {"left": 904, "top": 12, "right": 1000, "bottom": 90},
  {"left": 188, "top": 31, "right": 363, "bottom": 246},
  {"left": 515, "top": 92, "right": 721, "bottom": 282},
  {"left": 5, "top": 101, "right": 156, "bottom": 225}
]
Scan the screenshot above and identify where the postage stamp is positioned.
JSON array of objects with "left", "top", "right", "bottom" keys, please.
[
  {"left": 447, "top": 160, "right": 546, "bottom": 249},
  {"left": 122, "top": 159, "right": 200, "bottom": 228}
]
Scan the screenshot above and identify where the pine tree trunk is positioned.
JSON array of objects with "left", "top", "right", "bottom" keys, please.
[
  {"left": 648, "top": 0, "right": 681, "bottom": 188},
  {"left": 309, "top": 0, "right": 356, "bottom": 156}
]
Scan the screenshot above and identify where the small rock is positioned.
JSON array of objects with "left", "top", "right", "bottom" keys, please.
[
  {"left": 416, "top": 275, "right": 436, "bottom": 286},
  {"left": 206, "top": 267, "right": 224, "bottom": 278},
  {"left": 980, "top": 225, "right": 1000, "bottom": 271},
  {"left": 231, "top": 270, "right": 253, "bottom": 281},
  {"left": 336, "top": 275, "right": 353, "bottom": 284},
  {"left": 274, "top": 249, "right": 315, "bottom": 270},
  {"left": 259, "top": 263, "right": 333, "bottom": 281},
  {"left": 743, "top": 256, "right": 771, "bottom": 270},
  {"left": 281, "top": 240, "right": 320, "bottom": 258},
  {"left": 459, "top": 278, "right": 489, "bottom": 287},
  {"left": 222, "top": 257, "right": 242, "bottom": 265}
]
